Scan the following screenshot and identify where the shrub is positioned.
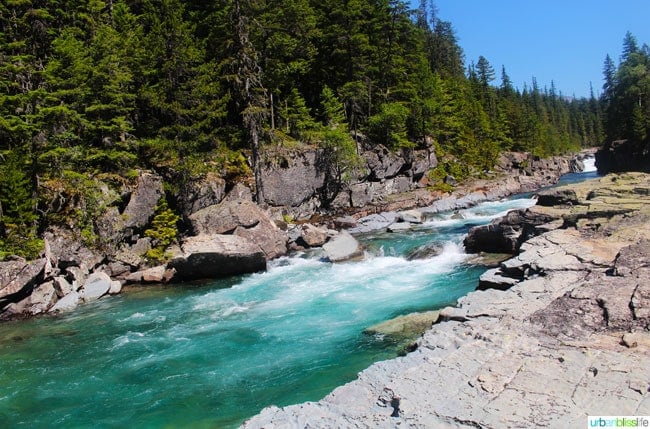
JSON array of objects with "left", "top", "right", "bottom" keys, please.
[{"left": 144, "top": 198, "right": 180, "bottom": 263}]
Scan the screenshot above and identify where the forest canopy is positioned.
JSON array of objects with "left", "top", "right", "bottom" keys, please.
[{"left": 0, "top": 0, "right": 644, "bottom": 259}]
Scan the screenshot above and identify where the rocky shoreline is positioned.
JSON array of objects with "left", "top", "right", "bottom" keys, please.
[
  {"left": 242, "top": 172, "right": 650, "bottom": 428},
  {"left": 0, "top": 150, "right": 590, "bottom": 321}
]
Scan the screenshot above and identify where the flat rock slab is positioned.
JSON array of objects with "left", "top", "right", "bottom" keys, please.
[
  {"left": 243, "top": 173, "right": 650, "bottom": 429},
  {"left": 364, "top": 311, "right": 440, "bottom": 339}
]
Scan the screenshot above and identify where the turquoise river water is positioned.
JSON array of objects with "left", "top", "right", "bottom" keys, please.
[{"left": 0, "top": 162, "right": 598, "bottom": 428}]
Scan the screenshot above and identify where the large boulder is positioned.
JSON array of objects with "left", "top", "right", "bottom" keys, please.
[
  {"left": 349, "top": 183, "right": 374, "bottom": 208},
  {"left": 24, "top": 281, "right": 58, "bottom": 314},
  {"left": 0, "top": 258, "right": 46, "bottom": 306},
  {"left": 189, "top": 198, "right": 288, "bottom": 260},
  {"left": 49, "top": 291, "right": 80, "bottom": 313},
  {"left": 190, "top": 199, "right": 261, "bottom": 235},
  {"left": 300, "top": 224, "right": 328, "bottom": 247},
  {"left": 536, "top": 188, "right": 579, "bottom": 206},
  {"left": 463, "top": 209, "right": 557, "bottom": 254},
  {"left": 397, "top": 209, "right": 423, "bottom": 224},
  {"left": 169, "top": 234, "right": 266, "bottom": 281},
  {"left": 322, "top": 231, "right": 364, "bottom": 262},
  {"left": 53, "top": 276, "right": 74, "bottom": 297},
  {"left": 122, "top": 171, "right": 164, "bottom": 230},
  {"left": 80, "top": 271, "right": 112, "bottom": 302}
]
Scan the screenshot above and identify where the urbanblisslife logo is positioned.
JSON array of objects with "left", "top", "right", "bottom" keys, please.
[{"left": 588, "top": 416, "right": 650, "bottom": 428}]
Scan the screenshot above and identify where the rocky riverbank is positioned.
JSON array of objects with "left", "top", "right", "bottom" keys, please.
[
  {"left": 0, "top": 150, "right": 589, "bottom": 321},
  {"left": 242, "top": 172, "right": 650, "bottom": 428}
]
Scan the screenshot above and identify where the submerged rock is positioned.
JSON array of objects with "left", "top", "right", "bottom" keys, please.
[
  {"left": 364, "top": 311, "right": 440, "bottom": 339},
  {"left": 405, "top": 243, "right": 443, "bottom": 260}
]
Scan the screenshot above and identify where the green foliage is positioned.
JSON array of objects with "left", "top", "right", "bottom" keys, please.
[
  {"left": 0, "top": 151, "right": 42, "bottom": 260},
  {"left": 144, "top": 198, "right": 180, "bottom": 263},
  {"left": 0, "top": 152, "right": 37, "bottom": 232},
  {"left": 0, "top": 235, "right": 44, "bottom": 261},
  {"left": 0, "top": 0, "right": 608, "bottom": 244},
  {"left": 368, "top": 102, "right": 413, "bottom": 149},
  {"left": 602, "top": 33, "right": 650, "bottom": 144},
  {"left": 281, "top": 88, "right": 318, "bottom": 141}
]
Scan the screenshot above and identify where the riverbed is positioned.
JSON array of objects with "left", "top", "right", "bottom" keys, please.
[{"left": 0, "top": 160, "right": 598, "bottom": 428}]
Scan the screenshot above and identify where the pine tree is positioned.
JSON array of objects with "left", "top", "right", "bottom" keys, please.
[
  {"left": 621, "top": 31, "right": 639, "bottom": 62},
  {"left": 476, "top": 56, "right": 496, "bottom": 87},
  {"left": 229, "top": 0, "right": 269, "bottom": 204}
]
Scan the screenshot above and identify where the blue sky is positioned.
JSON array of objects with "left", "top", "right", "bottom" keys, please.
[{"left": 420, "top": 0, "right": 650, "bottom": 98}]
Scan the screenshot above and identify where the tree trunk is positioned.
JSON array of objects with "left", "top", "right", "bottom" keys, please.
[{"left": 232, "top": 0, "right": 268, "bottom": 205}]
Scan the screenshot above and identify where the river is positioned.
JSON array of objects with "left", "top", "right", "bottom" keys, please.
[{"left": 0, "top": 159, "right": 598, "bottom": 428}]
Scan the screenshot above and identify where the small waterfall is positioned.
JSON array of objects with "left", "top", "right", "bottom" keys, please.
[{"left": 582, "top": 155, "right": 597, "bottom": 172}]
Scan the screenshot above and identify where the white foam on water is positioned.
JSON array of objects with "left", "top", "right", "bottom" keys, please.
[
  {"left": 582, "top": 156, "right": 597, "bottom": 172},
  {"left": 424, "top": 197, "right": 537, "bottom": 228},
  {"left": 111, "top": 331, "right": 147, "bottom": 349}
]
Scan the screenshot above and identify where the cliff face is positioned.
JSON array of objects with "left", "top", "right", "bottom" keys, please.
[{"left": 260, "top": 143, "right": 438, "bottom": 219}]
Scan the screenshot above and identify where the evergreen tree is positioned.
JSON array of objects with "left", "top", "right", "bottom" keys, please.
[
  {"left": 476, "top": 56, "right": 496, "bottom": 87},
  {"left": 229, "top": 0, "right": 269, "bottom": 203},
  {"left": 621, "top": 31, "right": 639, "bottom": 62},
  {"left": 500, "top": 65, "right": 514, "bottom": 96},
  {"left": 0, "top": 0, "right": 608, "bottom": 253}
]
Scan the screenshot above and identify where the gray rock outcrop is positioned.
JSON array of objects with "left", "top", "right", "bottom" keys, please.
[
  {"left": 122, "top": 171, "right": 164, "bottom": 230},
  {"left": 261, "top": 150, "right": 327, "bottom": 207},
  {"left": 178, "top": 172, "right": 227, "bottom": 218},
  {"left": 189, "top": 198, "right": 287, "bottom": 260},
  {"left": 0, "top": 258, "right": 46, "bottom": 306},
  {"left": 259, "top": 143, "right": 438, "bottom": 218}
]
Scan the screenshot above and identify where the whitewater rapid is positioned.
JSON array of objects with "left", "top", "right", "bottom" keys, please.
[{"left": 0, "top": 195, "right": 547, "bottom": 429}]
